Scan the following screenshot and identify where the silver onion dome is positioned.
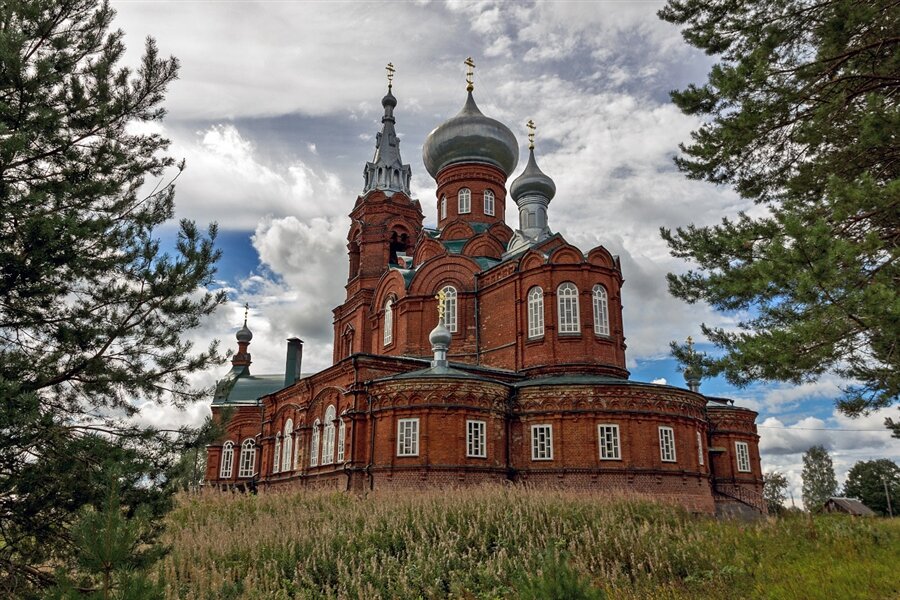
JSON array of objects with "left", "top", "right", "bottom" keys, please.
[
  {"left": 422, "top": 91, "right": 519, "bottom": 179},
  {"left": 510, "top": 147, "right": 556, "bottom": 202},
  {"left": 236, "top": 323, "right": 253, "bottom": 343}
]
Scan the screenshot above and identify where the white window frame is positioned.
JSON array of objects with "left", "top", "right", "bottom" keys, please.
[
  {"left": 441, "top": 285, "right": 458, "bottom": 333},
  {"left": 322, "top": 405, "right": 336, "bottom": 465},
  {"left": 272, "top": 434, "right": 282, "bottom": 474},
  {"left": 440, "top": 195, "right": 447, "bottom": 219},
  {"left": 310, "top": 420, "right": 320, "bottom": 467},
  {"left": 397, "top": 418, "right": 419, "bottom": 456},
  {"left": 557, "top": 282, "right": 580, "bottom": 334},
  {"left": 219, "top": 441, "right": 234, "bottom": 478},
  {"left": 281, "top": 419, "right": 293, "bottom": 473},
  {"left": 483, "top": 189, "right": 495, "bottom": 216},
  {"left": 466, "top": 420, "right": 487, "bottom": 458},
  {"left": 458, "top": 188, "right": 471, "bottom": 214},
  {"left": 383, "top": 297, "right": 393, "bottom": 347},
  {"left": 592, "top": 284, "right": 610, "bottom": 336},
  {"left": 697, "top": 431, "right": 705, "bottom": 466},
  {"left": 337, "top": 418, "right": 346, "bottom": 463},
  {"left": 659, "top": 426, "right": 676, "bottom": 463},
  {"left": 736, "top": 441, "right": 751, "bottom": 473},
  {"left": 527, "top": 286, "right": 544, "bottom": 339},
  {"left": 597, "top": 424, "right": 621, "bottom": 460},
  {"left": 294, "top": 426, "right": 302, "bottom": 468},
  {"left": 531, "top": 424, "right": 553, "bottom": 461},
  {"left": 238, "top": 439, "right": 256, "bottom": 478}
]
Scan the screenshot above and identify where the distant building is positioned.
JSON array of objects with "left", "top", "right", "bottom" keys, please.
[
  {"left": 204, "top": 64, "right": 765, "bottom": 516},
  {"left": 822, "top": 497, "right": 876, "bottom": 516}
]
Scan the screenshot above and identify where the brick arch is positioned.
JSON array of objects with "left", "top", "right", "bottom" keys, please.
[
  {"left": 486, "top": 221, "right": 514, "bottom": 245},
  {"left": 462, "top": 233, "right": 505, "bottom": 259},
  {"left": 518, "top": 249, "right": 547, "bottom": 272},
  {"left": 549, "top": 244, "right": 585, "bottom": 265},
  {"left": 309, "top": 386, "right": 345, "bottom": 417},
  {"left": 587, "top": 245, "right": 616, "bottom": 268},
  {"left": 407, "top": 255, "right": 479, "bottom": 295},
  {"left": 372, "top": 270, "right": 408, "bottom": 310},
  {"left": 412, "top": 236, "right": 447, "bottom": 265},
  {"left": 440, "top": 219, "right": 475, "bottom": 240}
]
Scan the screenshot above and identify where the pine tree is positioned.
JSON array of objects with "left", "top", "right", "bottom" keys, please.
[
  {"left": 763, "top": 470, "right": 790, "bottom": 515},
  {"left": 0, "top": 1, "right": 225, "bottom": 594},
  {"left": 842, "top": 459, "right": 899, "bottom": 517},
  {"left": 801, "top": 445, "right": 838, "bottom": 512},
  {"left": 659, "top": 1, "right": 899, "bottom": 429}
]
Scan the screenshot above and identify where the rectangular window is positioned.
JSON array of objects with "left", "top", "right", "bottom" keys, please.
[
  {"left": 337, "top": 421, "right": 346, "bottom": 463},
  {"left": 397, "top": 418, "right": 419, "bottom": 456},
  {"left": 736, "top": 441, "right": 751, "bottom": 473},
  {"left": 531, "top": 424, "right": 553, "bottom": 460},
  {"left": 659, "top": 426, "right": 676, "bottom": 462},
  {"left": 467, "top": 420, "right": 487, "bottom": 458},
  {"left": 597, "top": 424, "right": 621, "bottom": 460},
  {"left": 697, "top": 430, "right": 705, "bottom": 466}
]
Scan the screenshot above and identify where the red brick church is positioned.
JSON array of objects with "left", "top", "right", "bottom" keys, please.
[{"left": 204, "top": 64, "right": 765, "bottom": 516}]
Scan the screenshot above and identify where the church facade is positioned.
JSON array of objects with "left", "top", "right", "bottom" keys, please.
[{"left": 204, "top": 66, "right": 765, "bottom": 516}]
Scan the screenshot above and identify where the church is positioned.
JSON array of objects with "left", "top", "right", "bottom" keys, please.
[{"left": 204, "top": 62, "right": 765, "bottom": 516}]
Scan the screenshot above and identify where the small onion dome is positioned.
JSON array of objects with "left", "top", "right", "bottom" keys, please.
[
  {"left": 429, "top": 320, "right": 452, "bottom": 348},
  {"left": 236, "top": 323, "right": 253, "bottom": 343},
  {"left": 510, "top": 147, "right": 556, "bottom": 202},
  {"left": 422, "top": 91, "right": 519, "bottom": 179},
  {"left": 382, "top": 87, "right": 397, "bottom": 109}
]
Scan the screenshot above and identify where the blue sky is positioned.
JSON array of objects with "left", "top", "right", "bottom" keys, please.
[{"left": 114, "top": 0, "right": 897, "bottom": 504}]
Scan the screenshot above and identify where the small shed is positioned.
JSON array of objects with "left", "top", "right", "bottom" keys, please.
[{"left": 822, "top": 497, "right": 876, "bottom": 516}]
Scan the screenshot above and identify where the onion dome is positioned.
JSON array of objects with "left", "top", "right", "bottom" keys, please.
[
  {"left": 236, "top": 322, "right": 253, "bottom": 343},
  {"left": 422, "top": 91, "right": 519, "bottom": 179},
  {"left": 510, "top": 147, "right": 556, "bottom": 202},
  {"left": 429, "top": 320, "right": 452, "bottom": 349}
]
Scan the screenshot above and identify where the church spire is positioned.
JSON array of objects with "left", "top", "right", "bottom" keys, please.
[
  {"left": 506, "top": 120, "right": 556, "bottom": 254},
  {"left": 232, "top": 303, "right": 253, "bottom": 367},
  {"left": 363, "top": 62, "right": 411, "bottom": 196}
]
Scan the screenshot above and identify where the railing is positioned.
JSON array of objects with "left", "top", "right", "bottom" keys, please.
[{"left": 714, "top": 482, "right": 767, "bottom": 514}]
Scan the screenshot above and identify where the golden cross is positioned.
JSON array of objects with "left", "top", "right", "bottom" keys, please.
[
  {"left": 526, "top": 119, "right": 536, "bottom": 150},
  {"left": 243, "top": 302, "right": 249, "bottom": 326},
  {"left": 386, "top": 62, "right": 395, "bottom": 88},
  {"left": 464, "top": 57, "right": 475, "bottom": 92},
  {"left": 686, "top": 336, "right": 694, "bottom": 353},
  {"left": 435, "top": 289, "right": 447, "bottom": 321}
]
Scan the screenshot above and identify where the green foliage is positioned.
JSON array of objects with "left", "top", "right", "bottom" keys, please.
[
  {"left": 658, "top": 0, "right": 900, "bottom": 424},
  {"left": 801, "top": 445, "right": 838, "bottom": 512},
  {"left": 0, "top": 0, "right": 225, "bottom": 595},
  {"left": 843, "top": 459, "right": 900, "bottom": 517},
  {"left": 763, "top": 470, "right": 790, "bottom": 515},
  {"left": 517, "top": 552, "right": 605, "bottom": 600}
]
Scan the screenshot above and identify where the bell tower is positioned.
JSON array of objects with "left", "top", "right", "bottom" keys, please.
[{"left": 333, "top": 65, "right": 423, "bottom": 362}]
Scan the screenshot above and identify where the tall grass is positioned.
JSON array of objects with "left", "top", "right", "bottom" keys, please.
[{"left": 160, "top": 487, "right": 900, "bottom": 599}]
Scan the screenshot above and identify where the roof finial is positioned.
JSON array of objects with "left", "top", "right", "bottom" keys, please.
[
  {"left": 526, "top": 119, "right": 536, "bottom": 150},
  {"left": 243, "top": 302, "right": 249, "bottom": 327},
  {"left": 386, "top": 62, "right": 395, "bottom": 90},
  {"left": 429, "top": 289, "right": 452, "bottom": 368},
  {"left": 464, "top": 57, "right": 475, "bottom": 92},
  {"left": 435, "top": 288, "right": 447, "bottom": 323}
]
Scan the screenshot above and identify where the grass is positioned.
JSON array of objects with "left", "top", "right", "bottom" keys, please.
[{"left": 159, "top": 488, "right": 900, "bottom": 599}]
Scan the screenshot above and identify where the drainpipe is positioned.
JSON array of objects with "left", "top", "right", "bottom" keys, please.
[
  {"left": 505, "top": 387, "right": 516, "bottom": 482},
  {"left": 366, "top": 393, "right": 376, "bottom": 491},
  {"left": 474, "top": 275, "right": 480, "bottom": 365}
]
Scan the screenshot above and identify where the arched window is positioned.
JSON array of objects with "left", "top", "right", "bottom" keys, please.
[
  {"left": 440, "top": 195, "right": 447, "bottom": 219},
  {"left": 592, "top": 284, "right": 610, "bottom": 336},
  {"left": 458, "top": 188, "right": 471, "bottom": 214},
  {"left": 273, "top": 433, "right": 282, "bottom": 474},
  {"left": 527, "top": 286, "right": 544, "bottom": 339},
  {"left": 294, "top": 425, "right": 302, "bottom": 468},
  {"left": 337, "top": 418, "right": 346, "bottom": 463},
  {"left": 383, "top": 297, "right": 394, "bottom": 346},
  {"left": 322, "top": 405, "right": 336, "bottom": 465},
  {"left": 281, "top": 419, "right": 293, "bottom": 472},
  {"left": 219, "top": 441, "right": 234, "bottom": 479},
  {"left": 238, "top": 439, "right": 256, "bottom": 478},
  {"left": 441, "top": 285, "right": 458, "bottom": 333},
  {"left": 310, "top": 420, "right": 320, "bottom": 467},
  {"left": 557, "top": 282, "right": 580, "bottom": 334},
  {"left": 484, "top": 189, "right": 495, "bottom": 216}
]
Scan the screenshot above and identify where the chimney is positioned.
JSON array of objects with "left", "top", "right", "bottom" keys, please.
[{"left": 284, "top": 338, "right": 303, "bottom": 388}]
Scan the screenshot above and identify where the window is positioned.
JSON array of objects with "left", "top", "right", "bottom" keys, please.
[
  {"left": 527, "top": 286, "right": 544, "bottom": 339},
  {"left": 294, "top": 426, "right": 302, "bottom": 468},
  {"left": 440, "top": 195, "right": 447, "bottom": 219},
  {"left": 592, "top": 284, "right": 610, "bottom": 336},
  {"left": 484, "top": 189, "right": 495, "bottom": 216},
  {"left": 467, "top": 420, "right": 486, "bottom": 458},
  {"left": 337, "top": 418, "right": 346, "bottom": 463},
  {"left": 397, "top": 418, "right": 419, "bottom": 456},
  {"left": 697, "top": 431, "right": 705, "bottom": 466},
  {"left": 282, "top": 419, "right": 293, "bottom": 472},
  {"left": 441, "top": 285, "right": 458, "bottom": 333},
  {"left": 531, "top": 424, "right": 553, "bottom": 460},
  {"left": 458, "top": 188, "right": 471, "bottom": 214},
  {"left": 273, "top": 434, "right": 281, "bottom": 474},
  {"left": 310, "top": 420, "right": 320, "bottom": 467},
  {"left": 322, "top": 405, "right": 336, "bottom": 465},
  {"left": 219, "top": 441, "right": 234, "bottom": 478},
  {"left": 238, "top": 439, "right": 256, "bottom": 478},
  {"left": 383, "top": 297, "right": 394, "bottom": 346},
  {"left": 557, "top": 282, "right": 580, "bottom": 334},
  {"left": 736, "top": 441, "right": 751, "bottom": 472},
  {"left": 659, "top": 426, "right": 676, "bottom": 462},
  {"left": 597, "top": 424, "right": 621, "bottom": 460}
]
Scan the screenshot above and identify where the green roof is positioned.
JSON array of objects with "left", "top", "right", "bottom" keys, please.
[{"left": 212, "top": 365, "right": 285, "bottom": 405}]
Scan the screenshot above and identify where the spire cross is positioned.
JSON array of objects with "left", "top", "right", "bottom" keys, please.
[
  {"left": 435, "top": 289, "right": 447, "bottom": 322},
  {"left": 686, "top": 335, "right": 694, "bottom": 353},
  {"left": 243, "top": 302, "right": 249, "bottom": 326},
  {"left": 464, "top": 57, "right": 475, "bottom": 92},
  {"left": 526, "top": 119, "right": 536, "bottom": 150},
  {"left": 386, "top": 62, "right": 395, "bottom": 89}
]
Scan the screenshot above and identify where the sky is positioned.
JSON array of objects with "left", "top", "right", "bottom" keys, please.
[{"left": 112, "top": 0, "right": 897, "bottom": 506}]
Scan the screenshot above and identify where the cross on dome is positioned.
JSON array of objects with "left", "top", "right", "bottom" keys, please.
[{"left": 464, "top": 57, "right": 475, "bottom": 91}]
